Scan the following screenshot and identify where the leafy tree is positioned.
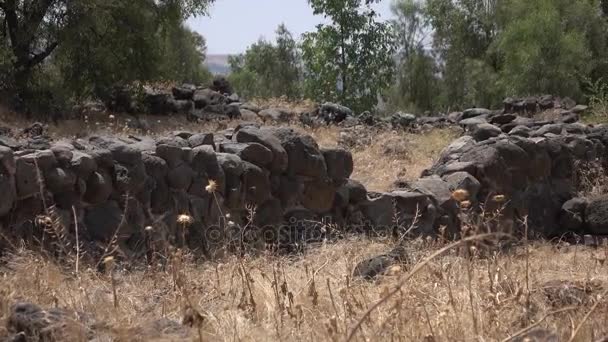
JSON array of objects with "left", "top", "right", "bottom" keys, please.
[
  {"left": 158, "top": 24, "right": 212, "bottom": 85},
  {"left": 0, "top": 0, "right": 214, "bottom": 106},
  {"left": 274, "top": 24, "right": 302, "bottom": 99},
  {"left": 389, "top": 0, "right": 440, "bottom": 112},
  {"left": 301, "top": 0, "right": 396, "bottom": 113},
  {"left": 496, "top": 0, "right": 604, "bottom": 100},
  {"left": 228, "top": 24, "right": 301, "bottom": 100},
  {"left": 425, "top": 0, "right": 501, "bottom": 108}
]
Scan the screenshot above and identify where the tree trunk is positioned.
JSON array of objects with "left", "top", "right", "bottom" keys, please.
[{"left": 339, "top": 22, "right": 348, "bottom": 104}]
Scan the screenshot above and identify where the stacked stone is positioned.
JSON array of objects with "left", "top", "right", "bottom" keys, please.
[{"left": 0, "top": 125, "right": 367, "bottom": 254}]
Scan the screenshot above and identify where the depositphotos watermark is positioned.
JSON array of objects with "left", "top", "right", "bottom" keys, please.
[{"left": 191, "top": 217, "right": 422, "bottom": 246}]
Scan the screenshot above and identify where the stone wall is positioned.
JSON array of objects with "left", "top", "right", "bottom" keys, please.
[
  {"left": 2, "top": 115, "right": 608, "bottom": 258},
  {"left": 398, "top": 121, "right": 608, "bottom": 237},
  {"left": 1, "top": 124, "right": 371, "bottom": 256}
]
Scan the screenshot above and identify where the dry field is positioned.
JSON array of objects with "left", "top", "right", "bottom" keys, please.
[{"left": 0, "top": 110, "right": 607, "bottom": 341}]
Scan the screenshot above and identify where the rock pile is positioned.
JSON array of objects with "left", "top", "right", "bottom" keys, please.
[
  {"left": 0, "top": 124, "right": 375, "bottom": 255},
  {"left": 301, "top": 95, "right": 589, "bottom": 133},
  {"left": 105, "top": 76, "right": 244, "bottom": 121},
  {"left": 408, "top": 121, "right": 608, "bottom": 237}
]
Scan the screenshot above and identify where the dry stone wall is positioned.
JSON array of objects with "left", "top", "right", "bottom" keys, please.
[
  {"left": 2, "top": 115, "right": 608, "bottom": 257},
  {"left": 0, "top": 124, "right": 371, "bottom": 255}
]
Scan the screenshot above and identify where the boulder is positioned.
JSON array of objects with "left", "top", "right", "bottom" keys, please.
[
  {"left": 142, "top": 154, "right": 168, "bottom": 181},
  {"left": 0, "top": 146, "right": 16, "bottom": 175},
  {"left": 172, "top": 84, "right": 196, "bottom": 100},
  {"left": 240, "top": 109, "right": 260, "bottom": 122},
  {"left": 299, "top": 177, "right": 335, "bottom": 213},
  {"left": 571, "top": 105, "right": 588, "bottom": 114},
  {"left": 84, "top": 170, "right": 113, "bottom": 205},
  {"left": 144, "top": 89, "right": 173, "bottom": 115},
  {"left": 156, "top": 143, "right": 186, "bottom": 168},
  {"left": 263, "top": 128, "right": 327, "bottom": 178},
  {"left": 225, "top": 103, "right": 241, "bottom": 119},
  {"left": 585, "top": 196, "right": 608, "bottom": 234},
  {"left": 319, "top": 102, "right": 353, "bottom": 124},
  {"left": 344, "top": 179, "right": 367, "bottom": 204},
  {"left": 0, "top": 173, "right": 16, "bottom": 215},
  {"left": 220, "top": 142, "right": 273, "bottom": 168},
  {"left": 391, "top": 112, "right": 416, "bottom": 128},
  {"left": 322, "top": 148, "right": 354, "bottom": 181},
  {"left": 44, "top": 167, "right": 77, "bottom": 194},
  {"left": 352, "top": 246, "right": 409, "bottom": 280},
  {"left": 217, "top": 153, "right": 245, "bottom": 208},
  {"left": 559, "top": 198, "right": 587, "bottom": 233},
  {"left": 193, "top": 88, "right": 224, "bottom": 109},
  {"left": 242, "top": 161, "right": 271, "bottom": 205},
  {"left": 50, "top": 144, "right": 74, "bottom": 166},
  {"left": 509, "top": 125, "right": 531, "bottom": 137},
  {"left": 490, "top": 114, "right": 516, "bottom": 125},
  {"left": 442, "top": 172, "right": 481, "bottom": 201},
  {"left": 210, "top": 75, "right": 233, "bottom": 95},
  {"left": 240, "top": 103, "right": 261, "bottom": 113},
  {"left": 459, "top": 116, "right": 488, "bottom": 128},
  {"left": 191, "top": 145, "right": 225, "bottom": 194},
  {"left": 234, "top": 127, "right": 288, "bottom": 173},
  {"left": 70, "top": 151, "right": 97, "bottom": 179},
  {"left": 188, "top": 133, "right": 215, "bottom": 148},
  {"left": 462, "top": 108, "right": 491, "bottom": 119},
  {"left": 6, "top": 302, "right": 91, "bottom": 342},
  {"left": 15, "top": 156, "right": 39, "bottom": 199},
  {"left": 359, "top": 191, "right": 436, "bottom": 235},
  {"left": 85, "top": 201, "right": 128, "bottom": 241},
  {"left": 167, "top": 164, "right": 195, "bottom": 190},
  {"left": 532, "top": 124, "right": 564, "bottom": 137},
  {"left": 472, "top": 123, "right": 502, "bottom": 141}
]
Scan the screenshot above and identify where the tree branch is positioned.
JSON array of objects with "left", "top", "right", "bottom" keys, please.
[
  {"left": 3, "top": 0, "right": 19, "bottom": 53},
  {"left": 27, "top": 41, "right": 58, "bottom": 67}
]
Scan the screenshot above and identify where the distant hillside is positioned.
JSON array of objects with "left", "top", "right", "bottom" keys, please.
[{"left": 205, "top": 54, "right": 231, "bottom": 75}]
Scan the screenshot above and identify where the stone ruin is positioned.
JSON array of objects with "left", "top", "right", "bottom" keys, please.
[
  {"left": 4, "top": 89, "right": 608, "bottom": 259},
  {"left": 1, "top": 115, "right": 608, "bottom": 260}
]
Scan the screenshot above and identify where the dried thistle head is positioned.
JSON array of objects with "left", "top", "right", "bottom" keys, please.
[
  {"left": 103, "top": 256, "right": 115, "bottom": 271},
  {"left": 493, "top": 194, "right": 506, "bottom": 203},
  {"left": 34, "top": 215, "right": 53, "bottom": 228},
  {"left": 451, "top": 189, "right": 470, "bottom": 202},
  {"left": 205, "top": 180, "right": 218, "bottom": 194},
  {"left": 460, "top": 200, "right": 472, "bottom": 209},
  {"left": 177, "top": 214, "right": 193, "bottom": 225}
]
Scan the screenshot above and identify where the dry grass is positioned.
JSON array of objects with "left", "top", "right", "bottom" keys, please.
[
  {"left": 1, "top": 238, "right": 607, "bottom": 341},
  {"left": 1, "top": 108, "right": 606, "bottom": 341},
  {"left": 308, "top": 126, "right": 461, "bottom": 191}
]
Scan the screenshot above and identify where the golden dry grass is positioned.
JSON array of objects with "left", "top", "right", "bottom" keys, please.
[
  {"left": 1, "top": 238, "right": 607, "bottom": 341},
  {"left": 0, "top": 109, "right": 606, "bottom": 341},
  {"left": 307, "top": 126, "right": 461, "bottom": 191}
]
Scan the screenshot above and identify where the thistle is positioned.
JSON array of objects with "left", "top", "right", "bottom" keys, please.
[
  {"left": 206, "top": 179, "right": 218, "bottom": 193},
  {"left": 451, "top": 189, "right": 470, "bottom": 202}
]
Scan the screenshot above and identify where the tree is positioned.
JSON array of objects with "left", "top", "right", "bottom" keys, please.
[
  {"left": 157, "top": 24, "right": 212, "bottom": 84},
  {"left": 425, "top": 0, "right": 501, "bottom": 108},
  {"left": 274, "top": 24, "right": 302, "bottom": 99},
  {"left": 228, "top": 24, "right": 302, "bottom": 100},
  {"left": 390, "top": 0, "right": 440, "bottom": 112},
  {"left": 496, "top": 0, "right": 605, "bottom": 100},
  {"left": 0, "top": 0, "right": 214, "bottom": 106},
  {"left": 301, "top": 0, "right": 396, "bottom": 113}
]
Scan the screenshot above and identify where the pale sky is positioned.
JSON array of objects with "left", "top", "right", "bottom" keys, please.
[{"left": 187, "top": 0, "right": 394, "bottom": 55}]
